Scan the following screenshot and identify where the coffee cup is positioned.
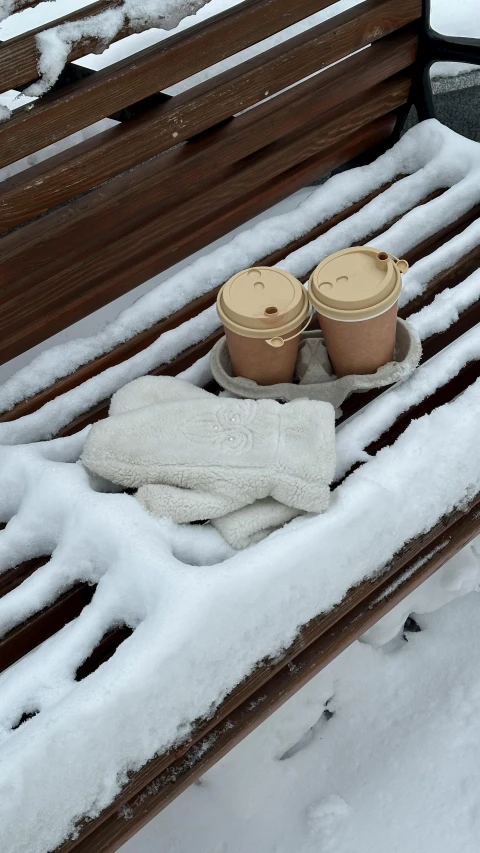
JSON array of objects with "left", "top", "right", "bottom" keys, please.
[
  {"left": 217, "top": 266, "right": 310, "bottom": 385},
  {"left": 308, "top": 247, "right": 408, "bottom": 377}
]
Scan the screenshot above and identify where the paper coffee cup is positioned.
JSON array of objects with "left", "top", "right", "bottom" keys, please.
[
  {"left": 217, "top": 267, "right": 309, "bottom": 384},
  {"left": 308, "top": 247, "right": 408, "bottom": 377}
]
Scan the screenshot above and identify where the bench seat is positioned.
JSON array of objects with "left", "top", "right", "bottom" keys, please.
[{"left": 0, "top": 118, "right": 480, "bottom": 853}]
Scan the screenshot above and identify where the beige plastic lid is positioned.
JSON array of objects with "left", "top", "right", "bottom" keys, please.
[
  {"left": 217, "top": 266, "right": 309, "bottom": 340},
  {"left": 309, "top": 246, "right": 408, "bottom": 321}
]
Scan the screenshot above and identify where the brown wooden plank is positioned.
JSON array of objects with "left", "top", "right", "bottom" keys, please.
[
  {"left": 421, "top": 299, "right": 480, "bottom": 363},
  {"left": 5, "top": 334, "right": 477, "bottom": 688},
  {"left": 0, "top": 0, "right": 343, "bottom": 97},
  {"left": 338, "top": 358, "right": 480, "bottom": 482},
  {"left": 0, "top": 79, "right": 410, "bottom": 365},
  {"left": 403, "top": 244, "right": 480, "bottom": 317},
  {"left": 0, "top": 28, "right": 418, "bottom": 269},
  {"left": 0, "top": 118, "right": 398, "bottom": 424},
  {"left": 48, "top": 270, "right": 480, "bottom": 440},
  {"left": 75, "top": 624, "right": 133, "bottom": 680},
  {"left": 0, "top": 582, "right": 95, "bottom": 674},
  {"left": 0, "top": 0, "right": 129, "bottom": 91},
  {"left": 9, "top": 321, "right": 451, "bottom": 679},
  {"left": 56, "top": 491, "right": 480, "bottom": 853},
  {"left": 0, "top": 0, "right": 421, "bottom": 225},
  {"left": 0, "top": 0, "right": 343, "bottom": 162},
  {"left": 3, "top": 132, "right": 476, "bottom": 438},
  {"left": 0, "top": 555, "right": 49, "bottom": 597},
  {"left": 302, "top": 186, "right": 454, "bottom": 283},
  {"left": 366, "top": 360, "right": 480, "bottom": 457},
  {"left": 406, "top": 203, "right": 480, "bottom": 266},
  {"left": 106, "top": 498, "right": 480, "bottom": 851}
]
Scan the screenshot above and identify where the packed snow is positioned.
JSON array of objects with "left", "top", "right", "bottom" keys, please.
[{"left": 119, "top": 580, "right": 480, "bottom": 853}]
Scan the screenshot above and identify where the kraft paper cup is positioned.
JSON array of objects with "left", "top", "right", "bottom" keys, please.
[
  {"left": 217, "top": 267, "right": 309, "bottom": 385},
  {"left": 308, "top": 247, "right": 408, "bottom": 377}
]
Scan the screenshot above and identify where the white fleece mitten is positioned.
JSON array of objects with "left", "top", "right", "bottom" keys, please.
[
  {"left": 82, "top": 387, "right": 335, "bottom": 524},
  {"left": 211, "top": 499, "right": 303, "bottom": 549},
  {"left": 109, "top": 375, "right": 209, "bottom": 415}
]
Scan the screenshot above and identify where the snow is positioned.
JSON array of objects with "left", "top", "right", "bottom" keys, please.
[
  {"left": 1, "top": 121, "right": 480, "bottom": 440},
  {"left": 400, "top": 217, "right": 480, "bottom": 308},
  {"left": 0, "top": 21, "right": 478, "bottom": 850},
  {"left": 119, "top": 581, "right": 480, "bottom": 853},
  {"left": 335, "top": 321, "right": 480, "bottom": 480},
  {"left": 0, "top": 345, "right": 479, "bottom": 851},
  {"left": 23, "top": 0, "right": 215, "bottom": 97},
  {"left": 1, "top": 0, "right": 478, "bottom": 116},
  {"left": 431, "top": 0, "right": 480, "bottom": 77},
  {"left": 409, "top": 269, "right": 480, "bottom": 340}
]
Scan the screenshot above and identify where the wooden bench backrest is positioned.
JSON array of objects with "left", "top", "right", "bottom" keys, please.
[{"left": 0, "top": 0, "right": 422, "bottom": 366}]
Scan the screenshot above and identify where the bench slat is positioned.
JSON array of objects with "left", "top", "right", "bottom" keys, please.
[
  {"left": 0, "top": 0, "right": 341, "bottom": 162},
  {"left": 0, "top": 86, "right": 408, "bottom": 365},
  {"left": 0, "top": 0, "right": 127, "bottom": 91},
  {"left": 0, "top": 29, "right": 418, "bottom": 245},
  {"left": 0, "top": 154, "right": 476, "bottom": 431},
  {"left": 0, "top": 582, "right": 95, "bottom": 675},
  {"left": 0, "top": 159, "right": 399, "bottom": 423},
  {"left": 403, "top": 244, "right": 480, "bottom": 316},
  {"left": 4, "top": 350, "right": 479, "bottom": 672},
  {"left": 0, "top": 0, "right": 421, "bottom": 225},
  {"left": 0, "top": 554, "right": 48, "bottom": 597}
]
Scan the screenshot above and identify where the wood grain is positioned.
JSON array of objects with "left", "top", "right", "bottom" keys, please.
[
  {"left": 0, "top": 0, "right": 342, "bottom": 162},
  {"left": 0, "top": 83, "right": 408, "bottom": 365},
  {"left": 0, "top": 0, "right": 421, "bottom": 223},
  {"left": 0, "top": 29, "right": 418, "bottom": 260},
  {"left": 0, "top": 0, "right": 342, "bottom": 100},
  {"left": 403, "top": 245, "right": 480, "bottom": 316},
  {"left": 338, "top": 358, "right": 480, "bottom": 482},
  {"left": 0, "top": 555, "right": 49, "bottom": 597},
  {"left": 0, "top": 123, "right": 399, "bottom": 423},
  {"left": 0, "top": 0, "right": 129, "bottom": 91}
]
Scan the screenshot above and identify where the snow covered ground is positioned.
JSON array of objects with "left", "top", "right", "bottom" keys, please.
[{"left": 120, "top": 549, "right": 480, "bottom": 853}]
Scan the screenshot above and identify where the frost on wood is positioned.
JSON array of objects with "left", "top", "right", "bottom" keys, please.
[{"left": 21, "top": 0, "right": 211, "bottom": 97}]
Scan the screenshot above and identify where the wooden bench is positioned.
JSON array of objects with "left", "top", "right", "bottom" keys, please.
[{"left": 0, "top": 1, "right": 480, "bottom": 851}]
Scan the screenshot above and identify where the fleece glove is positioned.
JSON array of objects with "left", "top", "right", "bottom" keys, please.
[{"left": 82, "top": 376, "right": 335, "bottom": 525}]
